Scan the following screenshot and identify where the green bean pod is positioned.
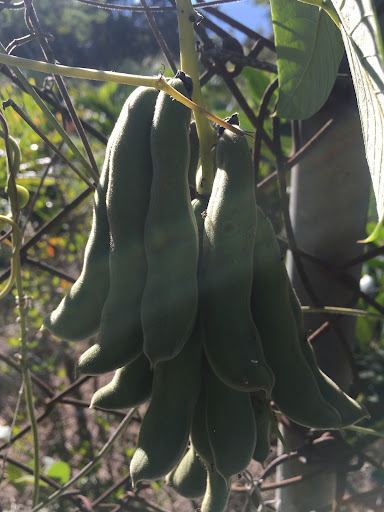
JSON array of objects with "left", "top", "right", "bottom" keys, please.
[
  {"left": 251, "top": 207, "right": 342, "bottom": 429},
  {"left": 191, "top": 386, "right": 230, "bottom": 512},
  {"left": 90, "top": 353, "right": 152, "bottom": 410},
  {"left": 166, "top": 445, "right": 206, "bottom": 499},
  {"left": 43, "top": 138, "right": 112, "bottom": 341},
  {"left": 202, "top": 127, "right": 274, "bottom": 393},
  {"left": 205, "top": 363, "right": 256, "bottom": 480},
  {"left": 141, "top": 75, "right": 198, "bottom": 366},
  {"left": 77, "top": 86, "right": 158, "bottom": 375},
  {"left": 130, "top": 318, "right": 202, "bottom": 486},
  {"left": 288, "top": 287, "right": 369, "bottom": 427},
  {"left": 201, "top": 469, "right": 230, "bottom": 512}
]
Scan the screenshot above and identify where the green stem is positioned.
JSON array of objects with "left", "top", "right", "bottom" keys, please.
[
  {"left": 15, "top": 264, "right": 40, "bottom": 506},
  {"left": 175, "top": 0, "right": 217, "bottom": 195},
  {"left": 0, "top": 51, "right": 242, "bottom": 138},
  {"left": 301, "top": 306, "right": 384, "bottom": 319},
  {"left": 30, "top": 408, "right": 136, "bottom": 512}
]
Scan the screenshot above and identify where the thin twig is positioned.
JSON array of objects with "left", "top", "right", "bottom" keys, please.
[
  {"left": 307, "top": 321, "right": 331, "bottom": 343},
  {"left": 5, "top": 33, "right": 54, "bottom": 54}
]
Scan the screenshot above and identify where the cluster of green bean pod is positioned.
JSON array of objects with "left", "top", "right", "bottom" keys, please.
[{"left": 43, "top": 73, "right": 368, "bottom": 512}]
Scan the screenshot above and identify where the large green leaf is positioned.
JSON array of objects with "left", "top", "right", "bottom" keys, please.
[{"left": 271, "top": 0, "right": 344, "bottom": 119}]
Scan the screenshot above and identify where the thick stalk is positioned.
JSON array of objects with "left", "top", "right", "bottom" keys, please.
[{"left": 176, "top": 0, "right": 218, "bottom": 195}]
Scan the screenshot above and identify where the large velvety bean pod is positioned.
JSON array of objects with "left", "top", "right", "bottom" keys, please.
[
  {"left": 251, "top": 392, "right": 272, "bottom": 464},
  {"left": 251, "top": 207, "right": 341, "bottom": 429},
  {"left": 90, "top": 354, "right": 152, "bottom": 410},
  {"left": 130, "top": 320, "right": 202, "bottom": 485},
  {"left": 205, "top": 363, "right": 256, "bottom": 480},
  {"left": 43, "top": 140, "right": 112, "bottom": 341},
  {"left": 202, "top": 127, "right": 274, "bottom": 393},
  {"left": 201, "top": 469, "right": 229, "bottom": 512},
  {"left": 77, "top": 86, "right": 158, "bottom": 375},
  {"left": 191, "top": 387, "right": 229, "bottom": 512},
  {"left": 142, "top": 76, "right": 198, "bottom": 366},
  {"left": 166, "top": 446, "right": 206, "bottom": 499},
  {"left": 288, "top": 287, "right": 369, "bottom": 427}
]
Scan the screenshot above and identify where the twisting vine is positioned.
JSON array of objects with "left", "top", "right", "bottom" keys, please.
[{"left": 0, "top": 112, "right": 40, "bottom": 506}]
